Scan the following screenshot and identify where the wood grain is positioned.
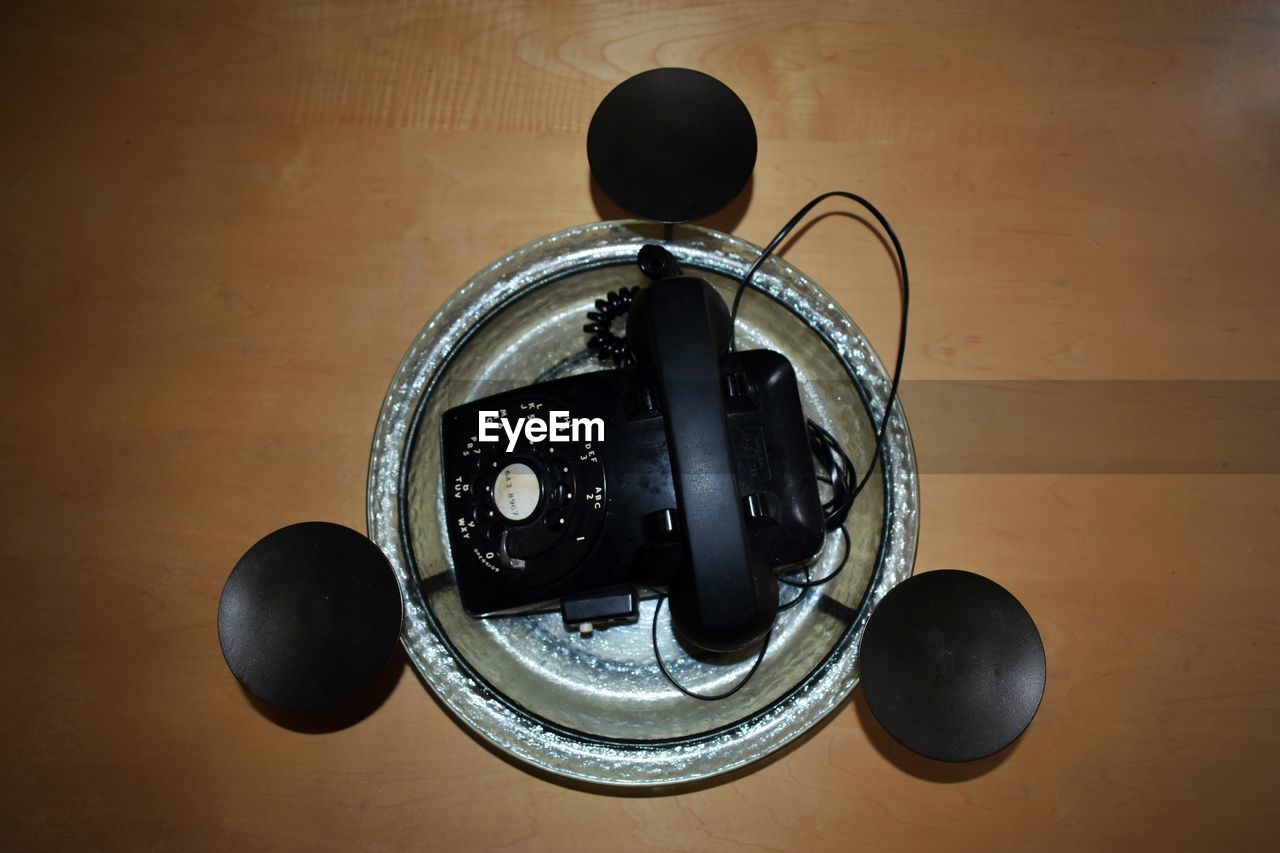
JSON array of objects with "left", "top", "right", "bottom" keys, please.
[{"left": 1, "top": 1, "right": 1277, "bottom": 850}]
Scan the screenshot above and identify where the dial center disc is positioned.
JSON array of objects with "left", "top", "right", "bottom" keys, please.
[{"left": 494, "top": 462, "right": 541, "bottom": 522}]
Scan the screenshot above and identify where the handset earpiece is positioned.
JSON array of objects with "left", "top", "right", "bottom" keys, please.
[{"left": 627, "top": 273, "right": 777, "bottom": 654}]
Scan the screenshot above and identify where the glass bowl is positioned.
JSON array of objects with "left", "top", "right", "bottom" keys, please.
[{"left": 368, "top": 221, "right": 917, "bottom": 786}]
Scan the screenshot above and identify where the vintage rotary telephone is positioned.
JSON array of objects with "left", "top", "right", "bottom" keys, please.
[
  {"left": 440, "top": 245, "right": 824, "bottom": 653},
  {"left": 218, "top": 68, "right": 1046, "bottom": 764}
]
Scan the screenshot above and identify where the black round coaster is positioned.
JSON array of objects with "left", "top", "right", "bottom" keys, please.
[
  {"left": 859, "top": 570, "right": 1046, "bottom": 762},
  {"left": 587, "top": 67, "right": 756, "bottom": 224},
  {"left": 218, "top": 522, "right": 403, "bottom": 712}
]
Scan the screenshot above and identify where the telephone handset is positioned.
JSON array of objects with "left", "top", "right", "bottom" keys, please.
[{"left": 626, "top": 276, "right": 778, "bottom": 652}]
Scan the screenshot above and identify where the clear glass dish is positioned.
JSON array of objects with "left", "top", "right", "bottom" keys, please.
[{"left": 367, "top": 221, "right": 917, "bottom": 786}]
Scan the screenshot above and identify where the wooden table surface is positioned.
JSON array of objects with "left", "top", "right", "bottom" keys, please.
[{"left": 2, "top": 1, "right": 1278, "bottom": 850}]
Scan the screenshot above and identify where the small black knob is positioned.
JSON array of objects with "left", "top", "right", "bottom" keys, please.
[
  {"left": 643, "top": 507, "right": 681, "bottom": 543},
  {"left": 638, "top": 244, "right": 683, "bottom": 281}
]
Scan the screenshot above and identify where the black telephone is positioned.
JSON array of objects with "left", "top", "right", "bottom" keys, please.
[{"left": 440, "top": 246, "right": 826, "bottom": 653}]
